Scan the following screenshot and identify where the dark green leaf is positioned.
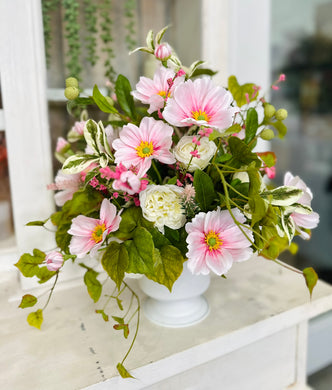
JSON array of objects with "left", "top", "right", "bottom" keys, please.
[
  {"left": 194, "top": 170, "right": 216, "bottom": 211},
  {"left": 228, "top": 137, "right": 261, "bottom": 168},
  {"left": 19, "top": 294, "right": 37, "bottom": 309},
  {"left": 84, "top": 269, "right": 102, "bottom": 303},
  {"left": 115, "top": 74, "right": 136, "bottom": 119},
  {"left": 303, "top": 267, "right": 318, "bottom": 298},
  {"left": 191, "top": 68, "right": 218, "bottom": 78},
  {"left": 27, "top": 309, "right": 43, "bottom": 329},
  {"left": 245, "top": 108, "right": 258, "bottom": 144},
  {"left": 92, "top": 84, "right": 118, "bottom": 114},
  {"left": 26, "top": 219, "right": 48, "bottom": 227},
  {"left": 102, "top": 242, "right": 129, "bottom": 290}
]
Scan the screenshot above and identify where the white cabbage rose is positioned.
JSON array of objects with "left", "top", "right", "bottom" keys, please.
[
  {"left": 139, "top": 185, "right": 186, "bottom": 233},
  {"left": 174, "top": 136, "right": 217, "bottom": 172}
]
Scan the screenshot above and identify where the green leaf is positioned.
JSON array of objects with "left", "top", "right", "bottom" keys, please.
[
  {"left": 116, "top": 298, "right": 124, "bottom": 311},
  {"left": 247, "top": 163, "right": 263, "bottom": 197},
  {"left": 228, "top": 75, "right": 255, "bottom": 107},
  {"left": 124, "top": 227, "right": 155, "bottom": 274},
  {"left": 92, "top": 84, "right": 118, "bottom": 114},
  {"left": 146, "top": 29, "right": 154, "bottom": 50},
  {"left": 15, "top": 250, "right": 55, "bottom": 283},
  {"left": 303, "top": 267, "right": 318, "bottom": 298},
  {"left": 156, "top": 25, "right": 169, "bottom": 44},
  {"left": 147, "top": 246, "right": 184, "bottom": 291},
  {"left": 102, "top": 242, "right": 129, "bottom": 290},
  {"left": 95, "top": 309, "right": 109, "bottom": 322},
  {"left": 190, "top": 68, "right": 218, "bottom": 78},
  {"left": 228, "top": 137, "right": 261, "bottom": 168},
  {"left": 245, "top": 108, "right": 258, "bottom": 145},
  {"left": 115, "top": 74, "right": 136, "bottom": 119},
  {"left": 194, "top": 170, "right": 216, "bottom": 211},
  {"left": 117, "top": 363, "right": 134, "bottom": 379},
  {"left": 26, "top": 219, "right": 48, "bottom": 227},
  {"left": 112, "top": 315, "right": 124, "bottom": 324},
  {"left": 62, "top": 154, "right": 99, "bottom": 174},
  {"left": 257, "top": 151, "right": 276, "bottom": 168},
  {"left": 84, "top": 119, "right": 101, "bottom": 154},
  {"left": 84, "top": 269, "right": 102, "bottom": 303},
  {"left": 27, "top": 309, "right": 43, "bottom": 330},
  {"left": 19, "top": 294, "right": 37, "bottom": 309},
  {"left": 260, "top": 186, "right": 303, "bottom": 206},
  {"left": 249, "top": 195, "right": 268, "bottom": 226}
]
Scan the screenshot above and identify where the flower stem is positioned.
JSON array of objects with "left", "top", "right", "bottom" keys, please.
[
  {"left": 42, "top": 272, "right": 59, "bottom": 311},
  {"left": 151, "top": 160, "right": 163, "bottom": 184}
]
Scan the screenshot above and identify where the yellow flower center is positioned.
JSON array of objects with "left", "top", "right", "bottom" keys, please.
[
  {"left": 192, "top": 109, "right": 210, "bottom": 122},
  {"left": 205, "top": 230, "right": 223, "bottom": 251},
  {"left": 136, "top": 141, "right": 154, "bottom": 158},
  {"left": 157, "top": 90, "right": 170, "bottom": 98},
  {"left": 91, "top": 223, "right": 106, "bottom": 243}
]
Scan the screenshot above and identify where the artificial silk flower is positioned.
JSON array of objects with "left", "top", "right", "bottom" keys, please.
[
  {"left": 139, "top": 184, "right": 186, "bottom": 233},
  {"left": 68, "top": 199, "right": 122, "bottom": 258},
  {"left": 112, "top": 163, "right": 148, "bottom": 195},
  {"left": 48, "top": 170, "right": 82, "bottom": 207},
  {"left": 154, "top": 43, "right": 172, "bottom": 61},
  {"left": 283, "top": 172, "right": 319, "bottom": 239},
  {"left": 131, "top": 66, "right": 183, "bottom": 114},
  {"left": 163, "top": 77, "right": 238, "bottom": 131},
  {"left": 173, "top": 135, "right": 217, "bottom": 172},
  {"left": 45, "top": 251, "right": 64, "bottom": 272},
  {"left": 185, "top": 208, "right": 253, "bottom": 276},
  {"left": 112, "top": 116, "right": 176, "bottom": 173},
  {"left": 55, "top": 137, "right": 69, "bottom": 153}
]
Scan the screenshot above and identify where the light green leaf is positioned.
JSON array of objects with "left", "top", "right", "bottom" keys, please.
[
  {"left": 194, "top": 170, "right": 216, "bottom": 211},
  {"left": 15, "top": 250, "right": 55, "bottom": 283},
  {"left": 62, "top": 154, "right": 99, "bottom": 174},
  {"left": 156, "top": 25, "right": 170, "bottom": 44},
  {"left": 102, "top": 242, "right": 129, "bottom": 290},
  {"left": 257, "top": 151, "right": 276, "bottom": 168},
  {"left": 147, "top": 246, "right": 184, "bottom": 291},
  {"left": 249, "top": 195, "right": 268, "bottom": 226},
  {"left": 261, "top": 186, "right": 303, "bottom": 206},
  {"left": 228, "top": 75, "right": 255, "bottom": 107},
  {"left": 303, "top": 267, "right": 318, "bottom": 298},
  {"left": 146, "top": 29, "right": 154, "bottom": 50},
  {"left": 117, "top": 363, "right": 134, "bottom": 378},
  {"left": 27, "top": 309, "right": 43, "bottom": 329},
  {"left": 271, "top": 120, "right": 287, "bottom": 138},
  {"left": 19, "top": 294, "right": 38, "bottom": 309},
  {"left": 84, "top": 269, "right": 102, "bottom": 303},
  {"left": 95, "top": 309, "right": 109, "bottom": 322}
]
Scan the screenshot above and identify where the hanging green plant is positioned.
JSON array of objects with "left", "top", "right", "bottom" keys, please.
[
  {"left": 62, "top": 0, "right": 82, "bottom": 80},
  {"left": 124, "top": 0, "right": 137, "bottom": 51},
  {"left": 99, "top": 0, "right": 116, "bottom": 82},
  {"left": 42, "top": 0, "right": 60, "bottom": 68},
  {"left": 83, "top": 0, "right": 99, "bottom": 67}
]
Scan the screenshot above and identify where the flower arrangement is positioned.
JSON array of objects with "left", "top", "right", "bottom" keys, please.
[{"left": 15, "top": 27, "right": 319, "bottom": 378}]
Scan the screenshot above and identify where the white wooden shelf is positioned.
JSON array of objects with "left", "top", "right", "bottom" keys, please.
[{"left": 1, "top": 256, "right": 332, "bottom": 390}]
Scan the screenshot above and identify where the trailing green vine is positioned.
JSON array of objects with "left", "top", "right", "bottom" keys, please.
[
  {"left": 83, "top": 0, "right": 99, "bottom": 66},
  {"left": 124, "top": 0, "right": 137, "bottom": 51},
  {"left": 99, "top": 0, "right": 116, "bottom": 82},
  {"left": 62, "top": 0, "right": 82, "bottom": 80},
  {"left": 42, "top": 0, "right": 59, "bottom": 67}
]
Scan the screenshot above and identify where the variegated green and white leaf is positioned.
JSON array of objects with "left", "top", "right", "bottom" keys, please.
[
  {"left": 260, "top": 186, "right": 303, "bottom": 206},
  {"left": 156, "top": 25, "right": 170, "bottom": 44},
  {"left": 129, "top": 46, "right": 153, "bottom": 55},
  {"left": 169, "top": 55, "right": 182, "bottom": 68},
  {"left": 62, "top": 154, "right": 99, "bottom": 174},
  {"left": 283, "top": 203, "right": 313, "bottom": 216},
  {"left": 99, "top": 154, "right": 109, "bottom": 168},
  {"left": 188, "top": 60, "right": 206, "bottom": 77},
  {"left": 84, "top": 119, "right": 101, "bottom": 154},
  {"left": 146, "top": 30, "right": 154, "bottom": 50},
  {"left": 98, "top": 120, "right": 113, "bottom": 159},
  {"left": 280, "top": 210, "right": 296, "bottom": 243}
]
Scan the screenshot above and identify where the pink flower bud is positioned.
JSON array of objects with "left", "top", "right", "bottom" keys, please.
[
  {"left": 154, "top": 43, "right": 172, "bottom": 61},
  {"left": 45, "top": 251, "right": 64, "bottom": 272},
  {"left": 176, "top": 69, "right": 186, "bottom": 78},
  {"left": 56, "top": 137, "right": 69, "bottom": 153},
  {"left": 278, "top": 74, "right": 286, "bottom": 82},
  {"left": 272, "top": 85, "right": 279, "bottom": 91}
]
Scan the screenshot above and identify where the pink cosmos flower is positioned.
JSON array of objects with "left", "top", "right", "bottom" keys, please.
[
  {"left": 284, "top": 172, "right": 319, "bottom": 239},
  {"left": 112, "top": 163, "right": 148, "bottom": 195},
  {"left": 45, "top": 251, "right": 64, "bottom": 272},
  {"left": 163, "top": 78, "right": 238, "bottom": 131},
  {"left": 154, "top": 43, "right": 172, "bottom": 61},
  {"left": 132, "top": 66, "right": 183, "bottom": 114},
  {"left": 55, "top": 137, "right": 69, "bottom": 153},
  {"left": 68, "top": 199, "right": 122, "bottom": 258},
  {"left": 185, "top": 208, "right": 253, "bottom": 276},
  {"left": 48, "top": 170, "right": 82, "bottom": 207},
  {"left": 72, "top": 121, "right": 86, "bottom": 136},
  {"left": 112, "top": 117, "right": 176, "bottom": 173}
]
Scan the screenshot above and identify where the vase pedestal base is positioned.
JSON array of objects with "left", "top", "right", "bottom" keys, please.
[{"left": 142, "top": 295, "right": 209, "bottom": 328}]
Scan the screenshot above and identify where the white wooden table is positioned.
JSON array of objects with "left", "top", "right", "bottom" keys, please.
[{"left": 1, "top": 256, "right": 332, "bottom": 390}]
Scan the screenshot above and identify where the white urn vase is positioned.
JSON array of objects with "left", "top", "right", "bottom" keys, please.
[{"left": 138, "top": 262, "right": 210, "bottom": 328}]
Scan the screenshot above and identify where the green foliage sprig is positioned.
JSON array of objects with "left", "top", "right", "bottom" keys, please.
[
  {"left": 83, "top": 0, "right": 99, "bottom": 66},
  {"left": 99, "top": 0, "right": 116, "bottom": 82},
  {"left": 124, "top": 0, "right": 137, "bottom": 51}
]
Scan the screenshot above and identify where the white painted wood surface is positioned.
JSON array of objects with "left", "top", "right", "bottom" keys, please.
[
  {"left": 0, "top": 0, "right": 55, "bottom": 273},
  {"left": 1, "top": 256, "right": 332, "bottom": 390}
]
